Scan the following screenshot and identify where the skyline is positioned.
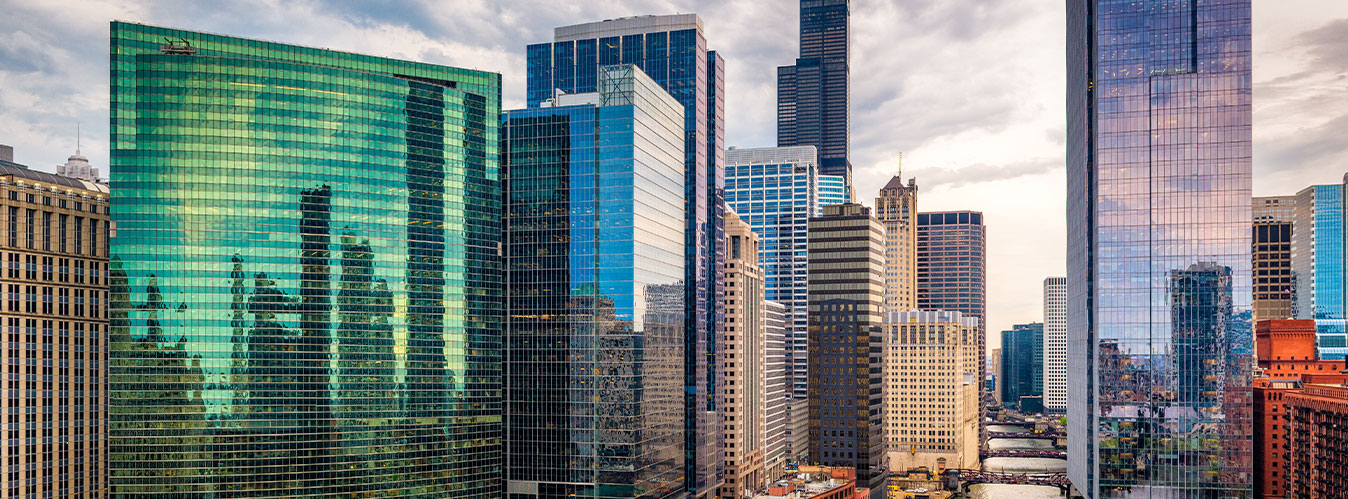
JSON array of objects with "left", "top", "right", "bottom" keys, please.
[{"left": 1, "top": 0, "right": 1345, "bottom": 339}]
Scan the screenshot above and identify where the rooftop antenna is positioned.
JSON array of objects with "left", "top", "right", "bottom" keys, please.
[
  {"left": 76, "top": 123, "right": 81, "bottom": 155},
  {"left": 897, "top": 151, "right": 902, "bottom": 177}
]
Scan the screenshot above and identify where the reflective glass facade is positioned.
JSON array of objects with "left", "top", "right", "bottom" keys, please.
[
  {"left": 725, "top": 146, "right": 824, "bottom": 462},
  {"left": 1292, "top": 184, "right": 1346, "bottom": 359},
  {"left": 526, "top": 17, "right": 727, "bottom": 494},
  {"left": 502, "top": 65, "right": 687, "bottom": 499},
  {"left": 1066, "top": 1, "right": 1254, "bottom": 496},
  {"left": 778, "top": 0, "right": 851, "bottom": 191},
  {"left": 818, "top": 174, "right": 848, "bottom": 208},
  {"left": 1000, "top": 323, "right": 1043, "bottom": 411},
  {"left": 109, "top": 23, "right": 502, "bottom": 497}
]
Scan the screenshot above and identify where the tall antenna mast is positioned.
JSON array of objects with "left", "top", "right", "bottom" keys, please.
[{"left": 76, "top": 123, "right": 81, "bottom": 155}]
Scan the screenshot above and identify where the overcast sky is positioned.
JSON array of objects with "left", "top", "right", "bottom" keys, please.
[{"left": 1, "top": 0, "right": 1345, "bottom": 341}]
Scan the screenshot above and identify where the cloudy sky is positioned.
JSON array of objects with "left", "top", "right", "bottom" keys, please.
[{"left": 1, "top": 0, "right": 1345, "bottom": 340}]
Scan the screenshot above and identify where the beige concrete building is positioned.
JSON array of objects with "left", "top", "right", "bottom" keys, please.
[
  {"left": 884, "top": 310, "right": 980, "bottom": 474},
  {"left": 763, "top": 299, "right": 789, "bottom": 483},
  {"left": 0, "top": 147, "right": 109, "bottom": 498},
  {"left": 723, "top": 211, "right": 767, "bottom": 498},
  {"left": 875, "top": 174, "right": 918, "bottom": 313}
]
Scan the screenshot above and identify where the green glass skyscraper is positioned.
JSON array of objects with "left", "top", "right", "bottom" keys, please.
[{"left": 108, "top": 22, "right": 502, "bottom": 497}]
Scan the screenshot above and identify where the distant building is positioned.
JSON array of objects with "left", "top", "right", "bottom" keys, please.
[
  {"left": 1293, "top": 181, "right": 1347, "bottom": 360},
  {"left": 819, "top": 174, "right": 849, "bottom": 208},
  {"left": 764, "top": 300, "right": 790, "bottom": 482},
  {"left": 808, "top": 203, "right": 887, "bottom": 498},
  {"left": 1286, "top": 383, "right": 1348, "bottom": 498},
  {"left": 1043, "top": 277, "right": 1067, "bottom": 414},
  {"left": 1000, "top": 323, "right": 1044, "bottom": 411},
  {"left": 988, "top": 348, "right": 1003, "bottom": 407},
  {"left": 504, "top": 64, "right": 687, "bottom": 498},
  {"left": 777, "top": 0, "right": 852, "bottom": 192},
  {"left": 723, "top": 211, "right": 767, "bottom": 498},
  {"left": 1253, "top": 196, "right": 1296, "bottom": 323},
  {"left": 1, "top": 148, "right": 109, "bottom": 498},
  {"left": 56, "top": 149, "right": 100, "bottom": 183},
  {"left": 753, "top": 466, "right": 858, "bottom": 499},
  {"left": 875, "top": 174, "right": 918, "bottom": 313},
  {"left": 917, "top": 211, "right": 987, "bottom": 435},
  {"left": 885, "top": 310, "right": 981, "bottom": 474}
]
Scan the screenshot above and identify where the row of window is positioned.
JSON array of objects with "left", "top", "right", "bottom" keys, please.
[{"left": 2, "top": 206, "right": 104, "bottom": 256}]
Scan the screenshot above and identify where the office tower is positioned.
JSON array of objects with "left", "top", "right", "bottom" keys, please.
[
  {"left": 764, "top": 300, "right": 789, "bottom": 482},
  {"left": 1286, "top": 383, "right": 1348, "bottom": 498},
  {"left": 1292, "top": 182, "right": 1347, "bottom": 359},
  {"left": 778, "top": 0, "right": 851, "bottom": 192},
  {"left": 109, "top": 23, "right": 503, "bottom": 497},
  {"left": 1253, "top": 196, "right": 1296, "bottom": 323},
  {"left": 884, "top": 310, "right": 981, "bottom": 473},
  {"left": 818, "top": 174, "right": 848, "bottom": 208},
  {"left": 1, "top": 150, "right": 108, "bottom": 498},
  {"left": 1043, "top": 277, "right": 1067, "bottom": 414},
  {"left": 876, "top": 174, "right": 919, "bottom": 312},
  {"left": 526, "top": 17, "right": 727, "bottom": 493},
  {"left": 916, "top": 211, "right": 986, "bottom": 435},
  {"left": 1066, "top": 1, "right": 1254, "bottom": 495},
  {"left": 1000, "top": 323, "right": 1044, "bottom": 412},
  {"left": 725, "top": 145, "right": 826, "bottom": 462},
  {"left": 502, "top": 64, "right": 686, "bottom": 499},
  {"left": 722, "top": 211, "right": 765, "bottom": 498},
  {"left": 807, "top": 203, "right": 887, "bottom": 498}
]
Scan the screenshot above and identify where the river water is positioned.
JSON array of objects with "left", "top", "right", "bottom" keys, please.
[{"left": 966, "top": 425, "right": 1068, "bottom": 498}]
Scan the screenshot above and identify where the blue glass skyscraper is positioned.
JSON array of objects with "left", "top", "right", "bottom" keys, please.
[
  {"left": 1293, "top": 182, "right": 1347, "bottom": 359},
  {"left": 503, "top": 65, "right": 687, "bottom": 499},
  {"left": 1000, "top": 323, "right": 1043, "bottom": 411},
  {"left": 818, "top": 174, "right": 848, "bottom": 209},
  {"left": 1067, "top": 1, "right": 1254, "bottom": 496},
  {"left": 525, "top": 16, "right": 726, "bottom": 496},
  {"left": 778, "top": 0, "right": 851, "bottom": 193}
]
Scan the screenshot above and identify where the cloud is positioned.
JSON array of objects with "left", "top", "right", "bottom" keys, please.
[{"left": 917, "top": 157, "right": 1063, "bottom": 191}]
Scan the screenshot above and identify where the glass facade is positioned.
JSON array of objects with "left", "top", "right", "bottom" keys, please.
[
  {"left": 725, "top": 145, "right": 824, "bottom": 462},
  {"left": 1066, "top": 1, "right": 1254, "bottom": 496},
  {"left": 502, "top": 65, "right": 687, "bottom": 499},
  {"left": 1000, "top": 323, "right": 1043, "bottom": 411},
  {"left": 916, "top": 211, "right": 987, "bottom": 439},
  {"left": 526, "top": 17, "right": 727, "bottom": 494},
  {"left": 818, "top": 174, "right": 848, "bottom": 209},
  {"left": 778, "top": 0, "right": 851, "bottom": 191},
  {"left": 1292, "top": 184, "right": 1346, "bottom": 359},
  {"left": 109, "top": 23, "right": 502, "bottom": 497}
]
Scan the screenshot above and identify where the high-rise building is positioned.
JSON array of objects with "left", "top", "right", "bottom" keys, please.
[
  {"left": 526, "top": 17, "right": 727, "bottom": 493},
  {"left": 1253, "top": 196, "right": 1296, "bottom": 323},
  {"left": 109, "top": 23, "right": 503, "bottom": 496},
  {"left": 778, "top": 0, "right": 851, "bottom": 192},
  {"left": 1000, "top": 323, "right": 1043, "bottom": 412},
  {"left": 1292, "top": 182, "right": 1347, "bottom": 360},
  {"left": 1, "top": 150, "right": 108, "bottom": 498},
  {"left": 722, "top": 211, "right": 766, "bottom": 498},
  {"left": 764, "top": 300, "right": 790, "bottom": 482},
  {"left": 1286, "top": 383, "right": 1348, "bottom": 498},
  {"left": 1066, "top": 1, "right": 1254, "bottom": 495},
  {"left": 884, "top": 310, "right": 980, "bottom": 473},
  {"left": 502, "top": 65, "right": 687, "bottom": 498},
  {"left": 916, "top": 211, "right": 986, "bottom": 436},
  {"left": 1043, "top": 277, "right": 1067, "bottom": 414},
  {"left": 807, "top": 203, "right": 887, "bottom": 498},
  {"left": 725, "top": 145, "right": 827, "bottom": 462},
  {"left": 876, "top": 174, "right": 918, "bottom": 312},
  {"left": 818, "top": 174, "right": 849, "bottom": 208}
]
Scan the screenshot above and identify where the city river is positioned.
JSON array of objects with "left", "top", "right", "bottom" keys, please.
[{"left": 966, "top": 424, "right": 1067, "bottom": 498}]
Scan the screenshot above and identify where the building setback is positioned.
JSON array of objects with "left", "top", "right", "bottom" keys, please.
[
  {"left": 525, "top": 17, "right": 728, "bottom": 494},
  {"left": 1042, "top": 277, "right": 1067, "bottom": 414},
  {"left": 109, "top": 23, "right": 503, "bottom": 497},
  {"left": 885, "top": 310, "right": 980, "bottom": 474},
  {"left": 1253, "top": 196, "right": 1296, "bottom": 324},
  {"left": 778, "top": 0, "right": 852, "bottom": 193},
  {"left": 1066, "top": 1, "right": 1254, "bottom": 495},
  {"left": 876, "top": 174, "right": 918, "bottom": 313},
  {"left": 0, "top": 150, "right": 109, "bottom": 498},
  {"left": 807, "top": 203, "right": 887, "bottom": 498},
  {"left": 1292, "top": 182, "right": 1347, "bottom": 360},
  {"left": 503, "top": 65, "right": 687, "bottom": 499}
]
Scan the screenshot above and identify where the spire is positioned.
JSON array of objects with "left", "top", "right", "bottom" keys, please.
[{"left": 76, "top": 123, "right": 81, "bottom": 155}]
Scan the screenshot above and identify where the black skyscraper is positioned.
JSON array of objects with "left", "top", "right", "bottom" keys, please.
[{"left": 778, "top": 0, "right": 851, "bottom": 194}]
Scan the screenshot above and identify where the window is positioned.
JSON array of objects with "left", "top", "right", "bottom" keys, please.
[
  {"left": 25, "top": 209, "right": 34, "bottom": 249},
  {"left": 5, "top": 207, "right": 15, "bottom": 247},
  {"left": 73, "top": 217, "right": 83, "bottom": 255},
  {"left": 41, "top": 212, "right": 51, "bottom": 251},
  {"left": 58, "top": 214, "right": 67, "bottom": 253},
  {"left": 89, "top": 220, "right": 99, "bottom": 257}
]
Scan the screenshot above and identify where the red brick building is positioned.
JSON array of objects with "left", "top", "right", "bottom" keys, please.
[
  {"left": 1253, "top": 319, "right": 1348, "bottom": 499},
  {"left": 1286, "top": 383, "right": 1348, "bottom": 499}
]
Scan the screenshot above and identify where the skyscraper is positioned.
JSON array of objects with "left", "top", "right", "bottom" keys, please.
[
  {"left": 1000, "top": 323, "right": 1043, "bottom": 412},
  {"left": 725, "top": 145, "right": 827, "bottom": 462},
  {"left": 1043, "top": 277, "right": 1067, "bottom": 414},
  {"left": 916, "top": 211, "right": 987, "bottom": 435},
  {"left": 109, "top": 23, "right": 503, "bottom": 496},
  {"left": 1292, "top": 182, "right": 1346, "bottom": 359},
  {"left": 722, "top": 211, "right": 766, "bottom": 499},
  {"left": 526, "top": 17, "right": 727, "bottom": 494},
  {"left": 1, "top": 151, "right": 108, "bottom": 498},
  {"left": 807, "top": 203, "right": 887, "bottom": 498},
  {"left": 885, "top": 310, "right": 980, "bottom": 473},
  {"left": 1066, "top": 1, "right": 1254, "bottom": 495},
  {"left": 502, "top": 65, "right": 687, "bottom": 498},
  {"left": 1253, "top": 196, "right": 1295, "bottom": 323},
  {"left": 778, "top": 0, "right": 851, "bottom": 192},
  {"left": 876, "top": 174, "right": 919, "bottom": 313},
  {"left": 763, "top": 300, "right": 790, "bottom": 482}
]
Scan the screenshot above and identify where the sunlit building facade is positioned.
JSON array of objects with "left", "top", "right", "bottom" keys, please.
[
  {"left": 1292, "top": 183, "right": 1347, "bottom": 360},
  {"left": 1253, "top": 196, "right": 1295, "bottom": 323},
  {"left": 884, "top": 310, "right": 980, "bottom": 474},
  {"left": 1043, "top": 277, "right": 1067, "bottom": 414},
  {"left": 1066, "top": 1, "right": 1254, "bottom": 496},
  {"left": 876, "top": 174, "right": 918, "bottom": 313},
  {"left": 722, "top": 211, "right": 765, "bottom": 499},
  {"left": 109, "top": 23, "right": 503, "bottom": 497}
]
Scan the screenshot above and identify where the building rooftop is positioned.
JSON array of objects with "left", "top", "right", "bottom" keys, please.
[
  {"left": 554, "top": 14, "right": 702, "bottom": 42},
  {"left": 0, "top": 154, "right": 108, "bottom": 195}
]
